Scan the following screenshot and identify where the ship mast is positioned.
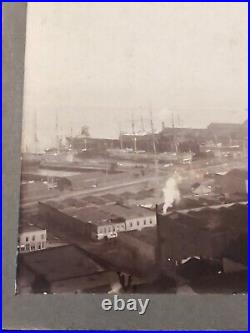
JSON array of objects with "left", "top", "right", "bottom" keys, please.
[
  {"left": 171, "top": 112, "right": 178, "bottom": 154},
  {"left": 34, "top": 111, "right": 39, "bottom": 154},
  {"left": 55, "top": 112, "right": 59, "bottom": 150},
  {"left": 149, "top": 105, "right": 159, "bottom": 180},
  {"left": 140, "top": 115, "right": 145, "bottom": 133},
  {"left": 150, "top": 107, "right": 156, "bottom": 154},
  {"left": 118, "top": 121, "right": 124, "bottom": 150},
  {"left": 131, "top": 113, "right": 137, "bottom": 152}
]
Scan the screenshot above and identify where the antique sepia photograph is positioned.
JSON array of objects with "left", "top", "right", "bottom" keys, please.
[{"left": 15, "top": 2, "right": 248, "bottom": 296}]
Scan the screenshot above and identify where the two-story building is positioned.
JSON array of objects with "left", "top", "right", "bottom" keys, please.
[
  {"left": 39, "top": 202, "right": 126, "bottom": 240},
  {"left": 39, "top": 201, "right": 156, "bottom": 241},
  {"left": 101, "top": 204, "right": 157, "bottom": 231},
  {"left": 18, "top": 225, "right": 47, "bottom": 253}
]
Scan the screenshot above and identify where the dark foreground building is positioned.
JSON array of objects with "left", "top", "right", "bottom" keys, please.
[
  {"left": 156, "top": 202, "right": 248, "bottom": 289},
  {"left": 16, "top": 245, "right": 118, "bottom": 294}
]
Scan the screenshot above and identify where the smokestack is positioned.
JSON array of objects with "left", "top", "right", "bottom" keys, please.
[
  {"left": 156, "top": 205, "right": 161, "bottom": 266},
  {"left": 155, "top": 205, "right": 180, "bottom": 283}
]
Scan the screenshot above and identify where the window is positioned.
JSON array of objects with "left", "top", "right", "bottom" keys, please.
[
  {"left": 98, "top": 227, "right": 103, "bottom": 234},
  {"left": 103, "top": 227, "right": 106, "bottom": 234},
  {"left": 25, "top": 244, "right": 30, "bottom": 251},
  {"left": 38, "top": 244, "right": 41, "bottom": 250},
  {"left": 31, "top": 245, "right": 35, "bottom": 251},
  {"left": 25, "top": 236, "right": 29, "bottom": 242},
  {"left": 144, "top": 220, "right": 146, "bottom": 225},
  {"left": 41, "top": 234, "right": 44, "bottom": 240},
  {"left": 41, "top": 242, "right": 45, "bottom": 249},
  {"left": 130, "top": 222, "right": 133, "bottom": 227},
  {"left": 32, "top": 235, "right": 35, "bottom": 241},
  {"left": 149, "top": 219, "right": 152, "bottom": 224},
  {"left": 137, "top": 221, "right": 140, "bottom": 226}
]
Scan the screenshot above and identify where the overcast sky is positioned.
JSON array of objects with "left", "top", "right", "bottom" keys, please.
[{"left": 22, "top": 2, "right": 248, "bottom": 151}]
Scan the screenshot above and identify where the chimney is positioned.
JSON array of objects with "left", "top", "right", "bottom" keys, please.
[
  {"left": 155, "top": 206, "right": 179, "bottom": 284},
  {"left": 155, "top": 204, "right": 162, "bottom": 270}
]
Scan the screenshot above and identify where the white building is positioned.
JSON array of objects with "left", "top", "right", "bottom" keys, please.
[
  {"left": 18, "top": 226, "right": 47, "bottom": 253},
  {"left": 101, "top": 205, "right": 156, "bottom": 232},
  {"left": 40, "top": 201, "right": 156, "bottom": 242},
  {"left": 94, "top": 221, "right": 126, "bottom": 240}
]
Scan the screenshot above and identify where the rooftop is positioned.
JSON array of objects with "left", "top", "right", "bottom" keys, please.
[
  {"left": 159, "top": 202, "right": 248, "bottom": 232},
  {"left": 101, "top": 204, "right": 155, "bottom": 219},
  {"left": 62, "top": 206, "right": 125, "bottom": 226},
  {"left": 19, "top": 245, "right": 104, "bottom": 282},
  {"left": 19, "top": 225, "right": 46, "bottom": 234},
  {"left": 158, "top": 197, "right": 221, "bottom": 213}
]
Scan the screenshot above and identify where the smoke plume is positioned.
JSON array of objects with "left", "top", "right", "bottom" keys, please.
[{"left": 162, "top": 177, "right": 181, "bottom": 214}]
